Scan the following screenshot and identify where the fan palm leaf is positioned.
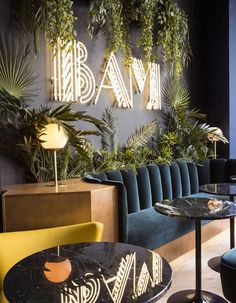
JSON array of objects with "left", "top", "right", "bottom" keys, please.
[
  {"left": 163, "top": 76, "right": 190, "bottom": 112},
  {"left": 0, "top": 32, "right": 38, "bottom": 99}
]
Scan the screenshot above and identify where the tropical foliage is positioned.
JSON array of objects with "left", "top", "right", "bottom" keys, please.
[
  {"left": 93, "top": 107, "right": 158, "bottom": 172},
  {"left": 0, "top": 92, "right": 104, "bottom": 182},
  {"left": 0, "top": 32, "right": 37, "bottom": 99},
  {"left": 153, "top": 75, "right": 227, "bottom": 163},
  {"left": 94, "top": 76, "right": 229, "bottom": 171},
  {"left": 88, "top": 0, "right": 191, "bottom": 75}
]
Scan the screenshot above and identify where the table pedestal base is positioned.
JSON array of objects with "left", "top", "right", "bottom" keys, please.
[
  {"left": 208, "top": 256, "right": 221, "bottom": 273},
  {"left": 167, "top": 290, "right": 227, "bottom": 303}
]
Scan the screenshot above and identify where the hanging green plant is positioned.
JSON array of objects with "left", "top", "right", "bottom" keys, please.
[
  {"left": 156, "top": 0, "right": 191, "bottom": 76},
  {"left": 13, "top": 0, "right": 76, "bottom": 52},
  {"left": 88, "top": 0, "right": 191, "bottom": 74},
  {"left": 137, "top": 0, "right": 156, "bottom": 63}
]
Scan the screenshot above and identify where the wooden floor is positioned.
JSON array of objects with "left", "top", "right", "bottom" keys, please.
[{"left": 158, "top": 229, "right": 231, "bottom": 303}]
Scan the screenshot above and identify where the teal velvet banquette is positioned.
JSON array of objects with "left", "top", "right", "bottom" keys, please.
[{"left": 85, "top": 159, "right": 236, "bottom": 250}]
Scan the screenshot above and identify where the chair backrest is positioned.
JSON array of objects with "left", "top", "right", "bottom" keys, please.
[{"left": 0, "top": 222, "right": 103, "bottom": 301}]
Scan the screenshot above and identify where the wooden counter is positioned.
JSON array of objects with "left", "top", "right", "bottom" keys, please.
[{"left": 2, "top": 178, "right": 118, "bottom": 242}]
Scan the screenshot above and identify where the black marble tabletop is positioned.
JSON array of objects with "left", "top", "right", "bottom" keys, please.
[
  {"left": 154, "top": 197, "right": 236, "bottom": 220},
  {"left": 3, "top": 242, "right": 172, "bottom": 303},
  {"left": 200, "top": 183, "right": 236, "bottom": 196}
]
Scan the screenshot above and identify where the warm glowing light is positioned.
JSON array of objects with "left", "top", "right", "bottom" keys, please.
[
  {"left": 207, "top": 127, "right": 223, "bottom": 142},
  {"left": 51, "top": 40, "right": 162, "bottom": 110},
  {"left": 40, "top": 124, "right": 68, "bottom": 150},
  {"left": 147, "top": 63, "right": 161, "bottom": 110},
  {"left": 207, "top": 127, "right": 223, "bottom": 160},
  {"left": 131, "top": 58, "right": 148, "bottom": 93},
  {"left": 94, "top": 53, "right": 132, "bottom": 108},
  {"left": 52, "top": 40, "right": 95, "bottom": 103},
  {"left": 132, "top": 58, "right": 161, "bottom": 110}
]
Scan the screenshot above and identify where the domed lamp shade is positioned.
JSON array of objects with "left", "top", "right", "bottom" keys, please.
[
  {"left": 40, "top": 124, "right": 68, "bottom": 187},
  {"left": 207, "top": 127, "right": 223, "bottom": 159}
]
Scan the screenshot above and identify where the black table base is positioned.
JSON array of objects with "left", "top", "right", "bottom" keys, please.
[
  {"left": 167, "top": 219, "right": 227, "bottom": 303},
  {"left": 208, "top": 210, "right": 235, "bottom": 273},
  {"left": 167, "top": 289, "right": 228, "bottom": 303},
  {"left": 208, "top": 256, "right": 221, "bottom": 272}
]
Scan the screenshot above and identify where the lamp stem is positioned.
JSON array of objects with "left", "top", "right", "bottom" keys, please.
[
  {"left": 214, "top": 141, "right": 217, "bottom": 159},
  {"left": 53, "top": 150, "right": 58, "bottom": 188}
]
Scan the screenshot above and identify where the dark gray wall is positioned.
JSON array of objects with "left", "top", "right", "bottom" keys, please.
[
  {"left": 229, "top": 0, "right": 236, "bottom": 158},
  {"left": 0, "top": 0, "right": 27, "bottom": 186},
  {"left": 179, "top": 0, "right": 230, "bottom": 158},
  {"left": 205, "top": 0, "right": 229, "bottom": 157},
  {"left": 177, "top": 0, "right": 208, "bottom": 112}
]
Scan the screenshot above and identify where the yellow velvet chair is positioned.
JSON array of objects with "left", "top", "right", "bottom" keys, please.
[{"left": 0, "top": 222, "right": 103, "bottom": 303}]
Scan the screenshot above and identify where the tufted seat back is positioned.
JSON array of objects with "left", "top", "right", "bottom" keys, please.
[
  {"left": 85, "top": 158, "right": 233, "bottom": 243},
  {"left": 93, "top": 161, "right": 204, "bottom": 214}
]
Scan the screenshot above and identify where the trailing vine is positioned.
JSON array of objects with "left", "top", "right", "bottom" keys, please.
[
  {"left": 46, "top": 0, "right": 76, "bottom": 49},
  {"left": 88, "top": 0, "right": 132, "bottom": 65},
  {"left": 138, "top": 0, "right": 156, "bottom": 63},
  {"left": 13, "top": 0, "right": 76, "bottom": 52},
  {"left": 88, "top": 0, "right": 191, "bottom": 75},
  {"left": 13, "top": 0, "right": 190, "bottom": 74},
  {"left": 157, "top": 0, "right": 191, "bottom": 76}
]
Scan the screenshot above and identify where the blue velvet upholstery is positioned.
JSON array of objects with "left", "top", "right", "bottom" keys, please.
[
  {"left": 177, "top": 160, "right": 191, "bottom": 196},
  {"left": 106, "top": 170, "right": 123, "bottom": 182},
  {"left": 159, "top": 164, "right": 173, "bottom": 200},
  {"left": 197, "top": 160, "right": 211, "bottom": 185},
  {"left": 187, "top": 162, "right": 199, "bottom": 194},
  {"left": 136, "top": 166, "right": 152, "bottom": 209},
  {"left": 220, "top": 248, "right": 236, "bottom": 302},
  {"left": 170, "top": 162, "right": 182, "bottom": 198},
  {"left": 84, "top": 158, "right": 236, "bottom": 250},
  {"left": 147, "top": 165, "right": 163, "bottom": 203},
  {"left": 121, "top": 170, "right": 140, "bottom": 213},
  {"left": 128, "top": 208, "right": 195, "bottom": 250},
  {"left": 92, "top": 172, "right": 108, "bottom": 181}
]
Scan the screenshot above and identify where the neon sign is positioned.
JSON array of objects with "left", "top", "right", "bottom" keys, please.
[
  {"left": 52, "top": 40, "right": 95, "bottom": 103},
  {"left": 51, "top": 40, "right": 161, "bottom": 110}
]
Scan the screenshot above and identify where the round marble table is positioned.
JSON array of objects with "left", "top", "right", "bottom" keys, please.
[
  {"left": 3, "top": 242, "right": 172, "bottom": 303},
  {"left": 155, "top": 197, "right": 236, "bottom": 303}
]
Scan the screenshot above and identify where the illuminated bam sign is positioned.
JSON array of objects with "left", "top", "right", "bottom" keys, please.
[
  {"left": 52, "top": 40, "right": 95, "bottom": 103},
  {"left": 131, "top": 58, "right": 161, "bottom": 110},
  {"left": 52, "top": 40, "right": 161, "bottom": 110},
  {"left": 94, "top": 53, "right": 133, "bottom": 108}
]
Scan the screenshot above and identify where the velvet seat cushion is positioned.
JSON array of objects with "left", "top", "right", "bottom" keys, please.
[
  {"left": 220, "top": 248, "right": 236, "bottom": 302},
  {"left": 128, "top": 207, "right": 196, "bottom": 250}
]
